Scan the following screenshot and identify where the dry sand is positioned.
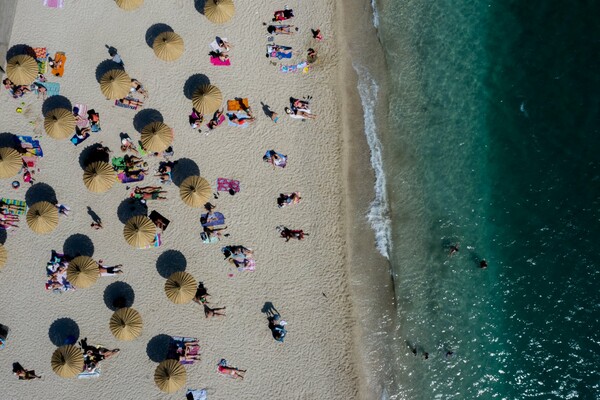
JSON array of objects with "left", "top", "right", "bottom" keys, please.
[{"left": 0, "top": 1, "right": 360, "bottom": 399}]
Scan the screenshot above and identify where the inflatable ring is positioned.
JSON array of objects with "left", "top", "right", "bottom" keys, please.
[{"left": 12, "top": 181, "right": 20, "bottom": 189}]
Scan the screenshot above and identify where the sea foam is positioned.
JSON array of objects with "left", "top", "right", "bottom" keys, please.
[{"left": 353, "top": 64, "right": 391, "bottom": 259}]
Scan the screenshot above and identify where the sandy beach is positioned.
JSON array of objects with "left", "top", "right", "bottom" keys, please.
[{"left": 0, "top": 1, "right": 363, "bottom": 398}]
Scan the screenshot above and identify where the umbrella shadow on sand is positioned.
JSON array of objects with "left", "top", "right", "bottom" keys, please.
[
  {"left": 183, "top": 74, "right": 210, "bottom": 100},
  {"left": 171, "top": 158, "right": 200, "bottom": 186},
  {"left": 133, "top": 109, "right": 164, "bottom": 133},
  {"left": 147, "top": 334, "right": 172, "bottom": 362},
  {"left": 193, "top": 0, "right": 207, "bottom": 15},
  {"left": 95, "top": 59, "right": 125, "bottom": 83},
  {"left": 25, "top": 183, "right": 57, "bottom": 206},
  {"left": 48, "top": 318, "right": 80, "bottom": 346},
  {"left": 156, "top": 250, "right": 187, "bottom": 279},
  {"left": 41, "top": 95, "right": 72, "bottom": 117},
  {"left": 104, "top": 282, "right": 135, "bottom": 311},
  {"left": 78, "top": 143, "right": 110, "bottom": 168},
  {"left": 145, "top": 23, "right": 174, "bottom": 48},
  {"left": 6, "top": 44, "right": 36, "bottom": 61},
  {"left": 0, "top": 132, "right": 20, "bottom": 149},
  {"left": 63, "top": 234, "right": 94, "bottom": 258},
  {"left": 117, "top": 198, "right": 148, "bottom": 224}
]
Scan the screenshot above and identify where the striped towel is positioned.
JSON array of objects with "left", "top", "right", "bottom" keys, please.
[
  {"left": 216, "top": 178, "right": 240, "bottom": 193},
  {"left": 43, "top": 0, "right": 65, "bottom": 8},
  {"left": 0, "top": 199, "right": 27, "bottom": 215},
  {"left": 279, "top": 61, "right": 309, "bottom": 74}
]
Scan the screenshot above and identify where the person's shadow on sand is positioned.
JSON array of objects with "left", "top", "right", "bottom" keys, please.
[{"left": 261, "top": 302, "right": 279, "bottom": 318}]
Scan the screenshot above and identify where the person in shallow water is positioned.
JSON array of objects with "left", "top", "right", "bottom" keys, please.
[
  {"left": 449, "top": 243, "right": 459, "bottom": 256},
  {"left": 479, "top": 259, "right": 488, "bottom": 269}
]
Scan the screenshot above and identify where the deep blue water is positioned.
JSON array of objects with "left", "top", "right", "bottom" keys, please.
[{"left": 371, "top": 0, "right": 600, "bottom": 398}]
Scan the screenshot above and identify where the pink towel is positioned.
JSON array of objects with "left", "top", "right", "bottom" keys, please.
[
  {"left": 217, "top": 178, "right": 240, "bottom": 193},
  {"left": 210, "top": 56, "right": 231, "bottom": 66},
  {"left": 43, "top": 0, "right": 64, "bottom": 9}
]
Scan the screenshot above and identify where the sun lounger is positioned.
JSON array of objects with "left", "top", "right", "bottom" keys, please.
[
  {"left": 73, "top": 104, "right": 89, "bottom": 129},
  {"left": 117, "top": 172, "right": 144, "bottom": 183},
  {"left": 216, "top": 178, "right": 240, "bottom": 193},
  {"left": 226, "top": 98, "right": 249, "bottom": 111},
  {"left": 0, "top": 199, "right": 27, "bottom": 215},
  {"left": 44, "top": 0, "right": 65, "bottom": 8},
  {"left": 115, "top": 97, "right": 140, "bottom": 110},
  {"left": 168, "top": 336, "right": 201, "bottom": 365},
  {"left": 51, "top": 52, "right": 66, "bottom": 77},
  {"left": 186, "top": 389, "right": 208, "bottom": 400},
  {"left": 210, "top": 56, "right": 231, "bottom": 66}
]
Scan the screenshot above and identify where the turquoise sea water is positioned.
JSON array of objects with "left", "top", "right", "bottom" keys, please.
[{"left": 366, "top": 1, "right": 600, "bottom": 398}]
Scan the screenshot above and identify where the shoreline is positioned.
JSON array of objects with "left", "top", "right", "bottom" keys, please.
[{"left": 336, "top": 0, "right": 398, "bottom": 398}]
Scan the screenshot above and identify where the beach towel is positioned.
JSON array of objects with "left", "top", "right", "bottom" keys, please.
[
  {"left": 226, "top": 98, "right": 249, "bottom": 112},
  {"left": 149, "top": 210, "right": 170, "bottom": 232},
  {"left": 210, "top": 56, "right": 231, "bottom": 66},
  {"left": 33, "top": 47, "right": 48, "bottom": 74},
  {"left": 141, "top": 233, "right": 162, "bottom": 249},
  {"left": 78, "top": 366, "right": 101, "bottom": 379},
  {"left": 216, "top": 178, "right": 240, "bottom": 193},
  {"left": 226, "top": 111, "right": 251, "bottom": 128},
  {"left": 201, "top": 212, "right": 225, "bottom": 227},
  {"left": 280, "top": 61, "right": 309, "bottom": 74},
  {"left": 137, "top": 141, "right": 148, "bottom": 157},
  {"left": 117, "top": 172, "right": 144, "bottom": 183},
  {"left": 186, "top": 389, "right": 208, "bottom": 400},
  {"left": 111, "top": 157, "right": 126, "bottom": 171},
  {"left": 238, "top": 258, "right": 256, "bottom": 272},
  {"left": 115, "top": 97, "right": 140, "bottom": 110},
  {"left": 70, "top": 131, "right": 89, "bottom": 146},
  {"left": 209, "top": 38, "right": 228, "bottom": 52},
  {"left": 263, "top": 150, "right": 287, "bottom": 168},
  {"left": 168, "top": 337, "right": 200, "bottom": 365},
  {"left": 206, "top": 114, "right": 226, "bottom": 130},
  {"left": 201, "top": 232, "right": 220, "bottom": 244},
  {"left": 44, "top": 0, "right": 65, "bottom": 8},
  {"left": 0, "top": 199, "right": 27, "bottom": 215},
  {"left": 45, "top": 252, "right": 75, "bottom": 293},
  {"left": 73, "top": 104, "right": 89, "bottom": 129},
  {"left": 34, "top": 81, "right": 60, "bottom": 97},
  {"left": 18, "top": 135, "right": 43, "bottom": 157},
  {"left": 50, "top": 52, "right": 66, "bottom": 77},
  {"left": 90, "top": 123, "right": 101, "bottom": 133},
  {"left": 267, "top": 44, "right": 293, "bottom": 59}
]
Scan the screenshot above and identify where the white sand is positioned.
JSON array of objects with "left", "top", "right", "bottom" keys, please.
[{"left": 0, "top": 0, "right": 359, "bottom": 399}]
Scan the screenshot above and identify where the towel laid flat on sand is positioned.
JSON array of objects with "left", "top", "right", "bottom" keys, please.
[
  {"left": 141, "top": 233, "right": 162, "bottom": 249},
  {"left": 33, "top": 47, "right": 48, "bottom": 74},
  {"left": 73, "top": 104, "right": 89, "bottom": 129},
  {"left": 19, "top": 135, "right": 44, "bottom": 157},
  {"left": 226, "top": 111, "right": 251, "bottom": 128},
  {"left": 206, "top": 114, "right": 226, "bottom": 130},
  {"left": 186, "top": 389, "right": 208, "bottom": 400},
  {"left": 78, "top": 366, "right": 101, "bottom": 379},
  {"left": 226, "top": 98, "right": 249, "bottom": 111},
  {"left": 280, "top": 61, "right": 309, "bottom": 74},
  {"left": 70, "top": 131, "right": 90, "bottom": 146},
  {"left": 168, "top": 336, "right": 200, "bottom": 365},
  {"left": 216, "top": 178, "right": 240, "bottom": 193},
  {"left": 201, "top": 212, "right": 225, "bottom": 227},
  {"left": 51, "top": 52, "right": 66, "bottom": 77},
  {"left": 0, "top": 199, "right": 27, "bottom": 215},
  {"left": 115, "top": 97, "right": 140, "bottom": 110},
  {"left": 210, "top": 56, "right": 231, "bottom": 66},
  {"left": 117, "top": 172, "right": 144, "bottom": 183},
  {"left": 33, "top": 81, "right": 60, "bottom": 97},
  {"left": 44, "top": 0, "right": 65, "bottom": 8}
]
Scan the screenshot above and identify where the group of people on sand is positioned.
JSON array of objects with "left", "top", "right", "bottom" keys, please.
[
  {"left": 80, "top": 337, "right": 120, "bottom": 372},
  {"left": 0, "top": 201, "right": 24, "bottom": 229},
  {"left": 192, "top": 282, "right": 226, "bottom": 319},
  {"left": 131, "top": 185, "right": 167, "bottom": 201}
]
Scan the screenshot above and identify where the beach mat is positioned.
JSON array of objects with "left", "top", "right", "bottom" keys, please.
[
  {"left": 226, "top": 111, "right": 250, "bottom": 128},
  {"left": 70, "top": 131, "right": 90, "bottom": 146},
  {"left": 117, "top": 172, "right": 144, "bottom": 183},
  {"left": 201, "top": 212, "right": 225, "bottom": 227},
  {"left": 51, "top": 52, "right": 66, "bottom": 77},
  {"left": 141, "top": 233, "right": 162, "bottom": 249},
  {"left": 226, "top": 98, "right": 249, "bottom": 111},
  {"left": 41, "top": 81, "right": 60, "bottom": 97},
  {"left": 115, "top": 97, "right": 140, "bottom": 110},
  {"left": 73, "top": 104, "right": 89, "bottom": 129},
  {"left": 78, "top": 366, "right": 101, "bottom": 379},
  {"left": 18, "top": 135, "right": 43, "bottom": 157},
  {"left": 0, "top": 199, "right": 27, "bottom": 215},
  {"left": 279, "top": 61, "right": 309, "bottom": 74},
  {"left": 186, "top": 389, "right": 208, "bottom": 400},
  {"left": 149, "top": 210, "right": 170, "bottom": 232},
  {"left": 216, "top": 178, "right": 240, "bottom": 193},
  {"left": 44, "top": 0, "right": 65, "bottom": 8},
  {"left": 210, "top": 56, "right": 230, "bottom": 66}
]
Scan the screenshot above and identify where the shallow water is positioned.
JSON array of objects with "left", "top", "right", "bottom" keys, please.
[{"left": 360, "top": 0, "right": 600, "bottom": 398}]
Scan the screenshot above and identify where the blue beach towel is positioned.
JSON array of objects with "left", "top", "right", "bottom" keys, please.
[{"left": 226, "top": 111, "right": 251, "bottom": 128}]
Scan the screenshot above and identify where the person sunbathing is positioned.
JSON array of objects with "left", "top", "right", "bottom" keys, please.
[
  {"left": 277, "top": 226, "right": 308, "bottom": 241},
  {"left": 13, "top": 363, "right": 41, "bottom": 380},
  {"left": 267, "top": 45, "right": 294, "bottom": 59},
  {"left": 87, "top": 109, "right": 100, "bottom": 126},
  {"left": 2, "top": 78, "right": 13, "bottom": 90},
  {"left": 125, "top": 169, "right": 146, "bottom": 179},
  {"left": 204, "top": 225, "right": 228, "bottom": 239},
  {"left": 0, "top": 202, "right": 25, "bottom": 213},
  {"left": 98, "top": 260, "right": 124, "bottom": 276},
  {"left": 75, "top": 126, "right": 90, "bottom": 140},
  {"left": 216, "top": 36, "right": 232, "bottom": 52},
  {"left": 277, "top": 192, "right": 301, "bottom": 207},
  {"left": 134, "top": 186, "right": 162, "bottom": 194},
  {"left": 33, "top": 82, "right": 47, "bottom": 100},
  {"left": 307, "top": 48, "right": 318, "bottom": 64},
  {"left": 118, "top": 97, "right": 144, "bottom": 107},
  {"left": 207, "top": 109, "right": 224, "bottom": 130},
  {"left": 192, "top": 282, "right": 210, "bottom": 305},
  {"left": 0, "top": 213, "right": 19, "bottom": 221},
  {"left": 130, "top": 79, "right": 148, "bottom": 98},
  {"left": 189, "top": 108, "right": 203, "bottom": 129},
  {"left": 265, "top": 24, "right": 297, "bottom": 35},
  {"left": 228, "top": 113, "right": 255, "bottom": 125},
  {"left": 177, "top": 341, "right": 201, "bottom": 361},
  {"left": 273, "top": 9, "right": 294, "bottom": 21},
  {"left": 263, "top": 150, "right": 287, "bottom": 168},
  {"left": 0, "top": 220, "right": 18, "bottom": 229},
  {"left": 120, "top": 137, "right": 139, "bottom": 154},
  {"left": 204, "top": 304, "right": 226, "bottom": 319},
  {"left": 217, "top": 359, "right": 245, "bottom": 380},
  {"left": 209, "top": 50, "right": 229, "bottom": 62},
  {"left": 285, "top": 107, "right": 317, "bottom": 119},
  {"left": 125, "top": 155, "right": 145, "bottom": 169},
  {"left": 290, "top": 97, "right": 310, "bottom": 110}
]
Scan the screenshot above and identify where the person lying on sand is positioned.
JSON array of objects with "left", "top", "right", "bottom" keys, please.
[
  {"left": 273, "top": 9, "right": 294, "bottom": 22},
  {"left": 285, "top": 107, "right": 317, "bottom": 119},
  {"left": 13, "top": 363, "right": 41, "bottom": 380},
  {"left": 228, "top": 113, "right": 255, "bottom": 125},
  {"left": 265, "top": 24, "right": 297, "bottom": 35},
  {"left": 192, "top": 282, "right": 210, "bottom": 305},
  {"left": 290, "top": 97, "right": 310, "bottom": 110},
  {"left": 177, "top": 341, "right": 201, "bottom": 361},
  {"left": 120, "top": 136, "right": 139, "bottom": 154},
  {"left": 217, "top": 359, "right": 245, "bottom": 379},
  {"left": 207, "top": 109, "right": 224, "bottom": 130},
  {"left": 277, "top": 225, "right": 308, "bottom": 241},
  {"left": 204, "top": 304, "right": 226, "bottom": 319},
  {"left": 117, "top": 97, "right": 144, "bottom": 107},
  {"left": 98, "top": 259, "right": 124, "bottom": 276},
  {"left": 130, "top": 78, "right": 148, "bottom": 98},
  {"left": 216, "top": 37, "right": 232, "bottom": 52},
  {"left": 209, "top": 50, "right": 229, "bottom": 62}
]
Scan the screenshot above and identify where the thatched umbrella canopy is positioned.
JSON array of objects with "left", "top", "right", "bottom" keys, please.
[
  {"left": 0, "top": 147, "right": 23, "bottom": 178},
  {"left": 179, "top": 176, "right": 211, "bottom": 208},
  {"left": 164, "top": 271, "right": 197, "bottom": 304},
  {"left": 192, "top": 84, "right": 222, "bottom": 115},
  {"left": 66, "top": 256, "right": 99, "bottom": 289},
  {"left": 6, "top": 54, "right": 38, "bottom": 85},
  {"left": 44, "top": 108, "right": 77, "bottom": 140},
  {"left": 99, "top": 69, "right": 131, "bottom": 100},
  {"left": 115, "top": 0, "right": 143, "bottom": 11},
  {"left": 154, "top": 359, "right": 186, "bottom": 393},
  {"left": 204, "top": 0, "right": 235, "bottom": 24},
  {"left": 110, "top": 307, "right": 143, "bottom": 341},
  {"left": 153, "top": 31, "right": 184, "bottom": 61},
  {"left": 26, "top": 201, "right": 59, "bottom": 234},
  {"left": 123, "top": 215, "right": 156, "bottom": 248},
  {"left": 51, "top": 345, "right": 84, "bottom": 378},
  {"left": 141, "top": 122, "right": 173, "bottom": 153},
  {"left": 83, "top": 161, "right": 116, "bottom": 193}
]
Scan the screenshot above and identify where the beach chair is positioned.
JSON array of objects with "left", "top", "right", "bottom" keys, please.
[{"left": 51, "top": 52, "right": 66, "bottom": 77}]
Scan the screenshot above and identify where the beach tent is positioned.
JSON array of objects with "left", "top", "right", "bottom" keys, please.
[
  {"left": 26, "top": 201, "right": 59, "bottom": 234},
  {"left": 115, "top": 0, "right": 143, "bottom": 11},
  {"left": 123, "top": 215, "right": 156, "bottom": 248},
  {"left": 204, "top": 0, "right": 235, "bottom": 24},
  {"left": 110, "top": 307, "right": 143, "bottom": 341},
  {"left": 44, "top": 108, "right": 77, "bottom": 140},
  {"left": 192, "top": 84, "right": 222, "bottom": 115},
  {"left": 83, "top": 161, "right": 116, "bottom": 193},
  {"left": 0, "top": 245, "right": 7, "bottom": 268},
  {"left": 153, "top": 31, "right": 184, "bottom": 61},
  {"left": 0, "top": 147, "right": 23, "bottom": 178},
  {"left": 164, "top": 271, "right": 197, "bottom": 304},
  {"left": 51, "top": 345, "right": 84, "bottom": 378},
  {"left": 141, "top": 122, "right": 173, "bottom": 152},
  {"left": 100, "top": 69, "right": 131, "bottom": 100},
  {"left": 6, "top": 54, "right": 38, "bottom": 86},
  {"left": 154, "top": 359, "right": 187, "bottom": 393},
  {"left": 66, "top": 256, "right": 99, "bottom": 289},
  {"left": 179, "top": 176, "right": 211, "bottom": 208}
]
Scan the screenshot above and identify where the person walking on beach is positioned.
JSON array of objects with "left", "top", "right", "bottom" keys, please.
[{"left": 13, "top": 363, "right": 41, "bottom": 380}]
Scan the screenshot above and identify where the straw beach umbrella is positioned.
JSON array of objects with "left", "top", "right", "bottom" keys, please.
[
  {"left": 110, "top": 307, "right": 143, "bottom": 340},
  {"left": 153, "top": 31, "right": 184, "bottom": 61},
  {"left": 26, "top": 201, "right": 59, "bottom": 234},
  {"left": 115, "top": 0, "right": 143, "bottom": 11},
  {"left": 141, "top": 122, "right": 173, "bottom": 152},
  {"left": 179, "top": 176, "right": 211, "bottom": 208},
  {"left": 154, "top": 359, "right": 186, "bottom": 393},
  {"left": 67, "top": 256, "right": 99, "bottom": 289},
  {"left": 6, "top": 54, "right": 38, "bottom": 86},
  {"left": 123, "top": 215, "right": 156, "bottom": 248},
  {"left": 44, "top": 108, "right": 77, "bottom": 140},
  {"left": 51, "top": 345, "right": 84, "bottom": 378},
  {"left": 204, "top": 0, "right": 235, "bottom": 24},
  {"left": 192, "top": 84, "right": 222, "bottom": 115},
  {"left": 0, "top": 147, "right": 23, "bottom": 178},
  {"left": 0, "top": 245, "right": 7, "bottom": 268},
  {"left": 99, "top": 69, "right": 131, "bottom": 99},
  {"left": 83, "top": 161, "right": 116, "bottom": 193},
  {"left": 165, "top": 271, "right": 197, "bottom": 304}
]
